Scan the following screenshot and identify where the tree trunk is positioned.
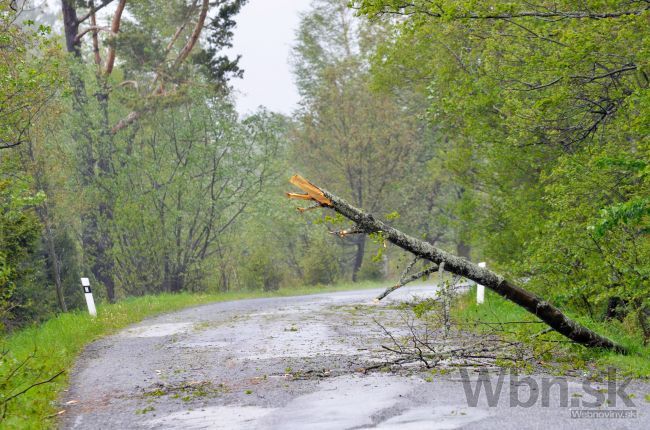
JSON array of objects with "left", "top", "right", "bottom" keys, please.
[
  {"left": 90, "top": 201, "right": 116, "bottom": 301},
  {"left": 351, "top": 235, "right": 366, "bottom": 282},
  {"left": 60, "top": 0, "right": 81, "bottom": 56},
  {"left": 168, "top": 271, "right": 184, "bottom": 293},
  {"left": 220, "top": 269, "right": 229, "bottom": 292},
  {"left": 43, "top": 220, "right": 67, "bottom": 312},
  {"left": 61, "top": 0, "right": 117, "bottom": 302},
  {"left": 287, "top": 175, "right": 627, "bottom": 353},
  {"left": 638, "top": 306, "right": 650, "bottom": 346},
  {"left": 604, "top": 296, "right": 626, "bottom": 321},
  {"left": 456, "top": 240, "right": 471, "bottom": 260},
  {"left": 94, "top": 85, "right": 117, "bottom": 302}
]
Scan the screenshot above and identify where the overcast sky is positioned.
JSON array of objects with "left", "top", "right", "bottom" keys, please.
[{"left": 224, "top": 0, "right": 311, "bottom": 116}]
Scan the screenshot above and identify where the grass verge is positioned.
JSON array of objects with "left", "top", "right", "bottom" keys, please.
[
  {"left": 453, "top": 286, "right": 650, "bottom": 378},
  {"left": 0, "top": 281, "right": 382, "bottom": 429}
]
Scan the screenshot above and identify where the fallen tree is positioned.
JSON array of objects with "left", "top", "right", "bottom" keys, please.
[{"left": 287, "top": 175, "right": 627, "bottom": 353}]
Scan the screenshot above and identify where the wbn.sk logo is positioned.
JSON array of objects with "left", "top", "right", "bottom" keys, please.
[{"left": 459, "top": 367, "right": 637, "bottom": 419}]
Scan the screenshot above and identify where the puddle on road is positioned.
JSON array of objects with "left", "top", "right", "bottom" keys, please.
[
  {"left": 377, "top": 405, "right": 489, "bottom": 429},
  {"left": 146, "top": 405, "right": 274, "bottom": 429},
  {"left": 242, "top": 321, "right": 358, "bottom": 360},
  {"left": 260, "top": 374, "right": 415, "bottom": 429},
  {"left": 122, "top": 323, "right": 193, "bottom": 338}
]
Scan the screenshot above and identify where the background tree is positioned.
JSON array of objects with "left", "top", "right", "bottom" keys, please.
[
  {"left": 292, "top": 0, "right": 418, "bottom": 280},
  {"left": 0, "top": 2, "right": 69, "bottom": 324},
  {"left": 0, "top": 2, "right": 62, "bottom": 149},
  {"left": 58, "top": 0, "right": 248, "bottom": 301},
  {"left": 111, "top": 96, "right": 283, "bottom": 294}
]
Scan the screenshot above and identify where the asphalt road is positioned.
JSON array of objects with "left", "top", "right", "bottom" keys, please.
[{"left": 62, "top": 286, "right": 649, "bottom": 429}]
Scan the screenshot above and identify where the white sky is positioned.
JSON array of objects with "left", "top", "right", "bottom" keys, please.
[{"left": 224, "top": 0, "right": 311, "bottom": 115}]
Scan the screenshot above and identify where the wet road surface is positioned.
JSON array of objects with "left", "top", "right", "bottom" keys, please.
[{"left": 62, "top": 286, "right": 649, "bottom": 429}]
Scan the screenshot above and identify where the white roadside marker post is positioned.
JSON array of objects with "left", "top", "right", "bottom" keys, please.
[
  {"left": 81, "top": 277, "right": 97, "bottom": 317},
  {"left": 476, "top": 262, "right": 486, "bottom": 305}
]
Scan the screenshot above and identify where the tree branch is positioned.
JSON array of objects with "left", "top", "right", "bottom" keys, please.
[
  {"left": 287, "top": 175, "right": 627, "bottom": 353},
  {"left": 172, "top": 0, "right": 209, "bottom": 69},
  {"left": 104, "top": 0, "right": 126, "bottom": 76},
  {"left": 110, "top": 0, "right": 210, "bottom": 133},
  {"left": 77, "top": 0, "right": 115, "bottom": 24},
  {"left": 74, "top": 26, "right": 114, "bottom": 43},
  {"left": 570, "top": 65, "right": 637, "bottom": 82},
  {"left": 355, "top": 3, "right": 649, "bottom": 21},
  {"left": 376, "top": 263, "right": 440, "bottom": 300}
]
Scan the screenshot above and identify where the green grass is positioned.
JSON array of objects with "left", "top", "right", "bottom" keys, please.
[
  {"left": 453, "top": 286, "right": 650, "bottom": 377},
  {"left": 0, "top": 280, "right": 383, "bottom": 429}
]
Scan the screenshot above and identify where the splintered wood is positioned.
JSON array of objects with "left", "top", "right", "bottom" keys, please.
[{"left": 286, "top": 175, "right": 333, "bottom": 208}]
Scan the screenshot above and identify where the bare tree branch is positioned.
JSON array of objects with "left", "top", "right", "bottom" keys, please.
[
  {"left": 74, "top": 26, "right": 114, "bottom": 43},
  {"left": 104, "top": 0, "right": 126, "bottom": 76},
  {"left": 77, "top": 0, "right": 115, "bottom": 24},
  {"left": 376, "top": 263, "right": 440, "bottom": 300}
]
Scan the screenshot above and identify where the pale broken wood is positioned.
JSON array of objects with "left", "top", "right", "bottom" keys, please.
[{"left": 286, "top": 175, "right": 333, "bottom": 207}]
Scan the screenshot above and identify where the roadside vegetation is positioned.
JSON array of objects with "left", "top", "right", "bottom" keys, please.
[
  {"left": 0, "top": 281, "right": 382, "bottom": 428},
  {"left": 453, "top": 287, "right": 650, "bottom": 378}
]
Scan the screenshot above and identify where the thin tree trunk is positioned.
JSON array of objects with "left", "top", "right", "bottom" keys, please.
[
  {"left": 456, "top": 240, "right": 471, "bottom": 260},
  {"left": 162, "top": 258, "right": 171, "bottom": 292},
  {"left": 220, "top": 269, "right": 229, "bottom": 292},
  {"left": 438, "top": 261, "right": 451, "bottom": 335},
  {"left": 61, "top": 0, "right": 117, "bottom": 302},
  {"left": 94, "top": 82, "right": 117, "bottom": 302},
  {"left": 168, "top": 269, "right": 184, "bottom": 293},
  {"left": 61, "top": 0, "right": 81, "bottom": 56},
  {"left": 43, "top": 219, "right": 67, "bottom": 312},
  {"left": 351, "top": 235, "right": 365, "bottom": 282},
  {"left": 287, "top": 175, "right": 627, "bottom": 353}
]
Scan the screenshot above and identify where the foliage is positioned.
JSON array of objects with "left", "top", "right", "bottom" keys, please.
[
  {"left": 300, "top": 236, "right": 341, "bottom": 285},
  {"left": 0, "top": 3, "right": 64, "bottom": 149},
  {"left": 193, "top": 0, "right": 248, "bottom": 84},
  {"left": 355, "top": 0, "right": 650, "bottom": 336},
  {"left": 0, "top": 155, "right": 47, "bottom": 330},
  {"left": 110, "top": 94, "right": 283, "bottom": 295},
  {"left": 239, "top": 246, "right": 284, "bottom": 291},
  {"left": 357, "top": 257, "right": 384, "bottom": 281},
  {"left": 115, "top": 0, "right": 247, "bottom": 88}
]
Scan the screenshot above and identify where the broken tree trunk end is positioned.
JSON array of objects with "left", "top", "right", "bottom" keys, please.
[{"left": 287, "top": 175, "right": 627, "bottom": 354}]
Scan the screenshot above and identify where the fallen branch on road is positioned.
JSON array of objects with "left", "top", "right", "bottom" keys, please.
[
  {"left": 376, "top": 257, "right": 439, "bottom": 301},
  {"left": 287, "top": 175, "right": 627, "bottom": 354}
]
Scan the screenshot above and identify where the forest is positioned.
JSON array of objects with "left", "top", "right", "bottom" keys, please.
[{"left": 1, "top": 0, "right": 648, "bottom": 349}]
